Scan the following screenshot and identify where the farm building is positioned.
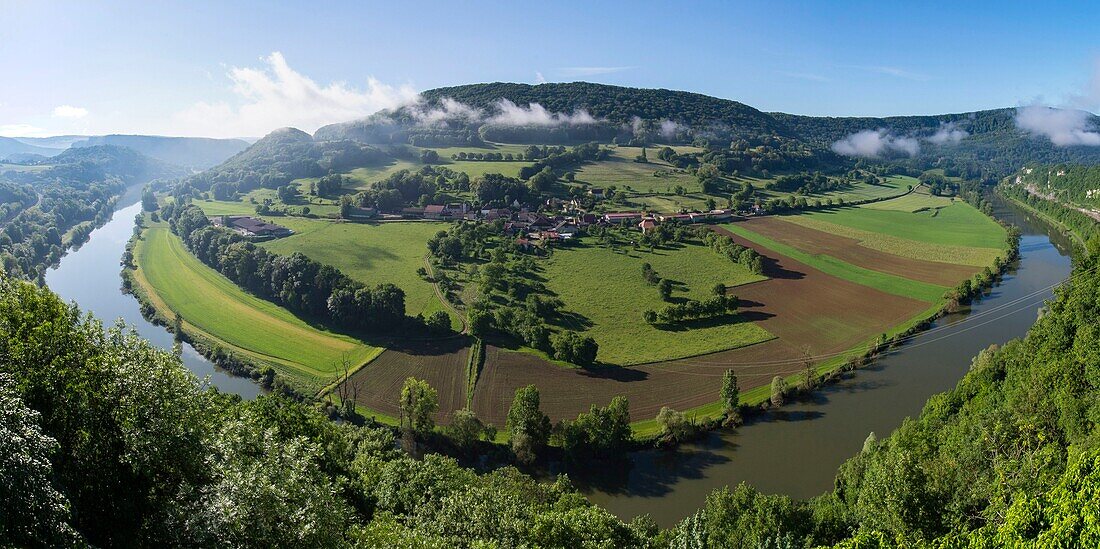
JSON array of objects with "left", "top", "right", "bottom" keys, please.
[
  {"left": 604, "top": 212, "right": 643, "bottom": 224},
  {"left": 211, "top": 216, "right": 293, "bottom": 238}
]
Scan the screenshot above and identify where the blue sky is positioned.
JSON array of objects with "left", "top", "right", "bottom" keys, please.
[{"left": 1, "top": 0, "right": 1098, "bottom": 138}]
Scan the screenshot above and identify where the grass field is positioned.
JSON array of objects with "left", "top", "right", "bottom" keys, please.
[
  {"left": 796, "top": 200, "right": 1005, "bottom": 249},
  {"left": 755, "top": 175, "right": 915, "bottom": 204},
  {"left": 575, "top": 146, "right": 706, "bottom": 194},
  {"left": 543, "top": 239, "right": 772, "bottom": 365},
  {"left": 133, "top": 226, "right": 382, "bottom": 391},
  {"left": 259, "top": 218, "right": 456, "bottom": 324},
  {"left": 720, "top": 222, "right": 949, "bottom": 302}
]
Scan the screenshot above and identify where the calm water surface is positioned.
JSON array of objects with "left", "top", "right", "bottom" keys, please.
[{"left": 44, "top": 187, "right": 262, "bottom": 398}]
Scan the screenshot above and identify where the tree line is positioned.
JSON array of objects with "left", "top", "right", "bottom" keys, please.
[{"left": 162, "top": 202, "right": 412, "bottom": 334}]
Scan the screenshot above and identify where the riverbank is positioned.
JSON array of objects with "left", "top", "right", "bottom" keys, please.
[{"left": 581, "top": 194, "right": 1070, "bottom": 526}]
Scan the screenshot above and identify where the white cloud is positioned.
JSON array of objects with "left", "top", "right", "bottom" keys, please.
[
  {"left": 659, "top": 119, "right": 682, "bottom": 139},
  {"left": 1015, "top": 105, "right": 1100, "bottom": 146},
  {"left": 926, "top": 121, "right": 968, "bottom": 144},
  {"left": 831, "top": 129, "right": 920, "bottom": 157},
  {"left": 1015, "top": 58, "right": 1100, "bottom": 147},
  {"left": 173, "top": 51, "right": 419, "bottom": 138},
  {"left": 52, "top": 105, "right": 88, "bottom": 118},
  {"left": 487, "top": 98, "right": 597, "bottom": 126},
  {"left": 407, "top": 97, "right": 483, "bottom": 126},
  {"left": 0, "top": 124, "right": 50, "bottom": 137},
  {"left": 535, "top": 71, "right": 547, "bottom": 84}
]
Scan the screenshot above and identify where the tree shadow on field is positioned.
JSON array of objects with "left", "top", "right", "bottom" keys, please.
[
  {"left": 576, "top": 366, "right": 649, "bottom": 382},
  {"left": 383, "top": 335, "right": 470, "bottom": 356},
  {"left": 759, "top": 254, "right": 805, "bottom": 280}
]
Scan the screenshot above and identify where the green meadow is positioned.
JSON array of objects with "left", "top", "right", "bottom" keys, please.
[
  {"left": 133, "top": 226, "right": 381, "bottom": 391},
  {"left": 543, "top": 239, "right": 771, "bottom": 365}
]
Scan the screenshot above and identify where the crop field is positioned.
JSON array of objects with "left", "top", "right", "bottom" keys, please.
[
  {"left": 133, "top": 226, "right": 381, "bottom": 391},
  {"left": 720, "top": 223, "right": 949, "bottom": 302},
  {"left": 732, "top": 216, "right": 978, "bottom": 286},
  {"left": 344, "top": 338, "right": 470, "bottom": 424},
  {"left": 798, "top": 199, "right": 1005, "bottom": 248},
  {"left": 259, "top": 218, "right": 455, "bottom": 323},
  {"left": 861, "top": 186, "right": 952, "bottom": 212},
  {"left": 543, "top": 240, "right": 771, "bottom": 365}
]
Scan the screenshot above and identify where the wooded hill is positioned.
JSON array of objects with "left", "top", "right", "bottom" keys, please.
[{"left": 314, "top": 82, "right": 1100, "bottom": 177}]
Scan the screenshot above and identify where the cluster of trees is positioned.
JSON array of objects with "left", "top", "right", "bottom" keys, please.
[
  {"left": 1014, "top": 163, "right": 1100, "bottom": 208},
  {"left": 471, "top": 172, "right": 534, "bottom": 205},
  {"left": 404, "top": 127, "right": 483, "bottom": 147},
  {"left": 703, "top": 231, "right": 765, "bottom": 274},
  {"left": 771, "top": 171, "right": 844, "bottom": 195},
  {"left": 163, "top": 203, "right": 410, "bottom": 333},
  {"left": 517, "top": 142, "right": 609, "bottom": 180},
  {"left": 1, "top": 278, "right": 655, "bottom": 547},
  {"left": 312, "top": 173, "right": 346, "bottom": 197},
  {"left": 643, "top": 294, "right": 739, "bottom": 325},
  {"left": 0, "top": 180, "right": 35, "bottom": 221}
]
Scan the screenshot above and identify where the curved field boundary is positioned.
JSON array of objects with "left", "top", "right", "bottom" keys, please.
[
  {"left": 734, "top": 216, "right": 978, "bottom": 287},
  {"left": 134, "top": 226, "right": 381, "bottom": 387},
  {"left": 779, "top": 212, "right": 1003, "bottom": 267},
  {"left": 720, "top": 222, "right": 948, "bottom": 302}
]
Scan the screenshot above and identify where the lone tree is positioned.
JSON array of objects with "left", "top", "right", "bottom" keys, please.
[
  {"left": 658, "top": 278, "right": 674, "bottom": 301},
  {"left": 399, "top": 377, "right": 438, "bottom": 437},
  {"left": 721, "top": 369, "right": 739, "bottom": 416},
  {"left": 506, "top": 385, "right": 552, "bottom": 463},
  {"left": 770, "top": 375, "right": 788, "bottom": 407}
]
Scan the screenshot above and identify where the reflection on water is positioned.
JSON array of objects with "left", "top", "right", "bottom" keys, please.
[
  {"left": 44, "top": 190, "right": 262, "bottom": 398},
  {"left": 577, "top": 197, "right": 1074, "bottom": 527}
]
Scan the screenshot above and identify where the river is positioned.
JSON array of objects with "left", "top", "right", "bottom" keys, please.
[
  {"left": 45, "top": 190, "right": 1073, "bottom": 526},
  {"left": 573, "top": 197, "right": 1074, "bottom": 526},
  {"left": 44, "top": 187, "right": 262, "bottom": 398}
]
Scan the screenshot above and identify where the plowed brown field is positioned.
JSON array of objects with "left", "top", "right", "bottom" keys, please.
[
  {"left": 344, "top": 337, "right": 469, "bottom": 423},
  {"left": 738, "top": 216, "right": 977, "bottom": 286}
]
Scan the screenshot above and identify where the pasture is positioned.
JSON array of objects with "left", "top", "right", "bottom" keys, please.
[
  {"left": 543, "top": 239, "right": 772, "bottom": 365},
  {"left": 133, "top": 226, "right": 382, "bottom": 392},
  {"left": 259, "top": 218, "right": 456, "bottom": 324}
]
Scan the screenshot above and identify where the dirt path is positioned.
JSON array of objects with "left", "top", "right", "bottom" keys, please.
[{"left": 423, "top": 255, "right": 468, "bottom": 335}]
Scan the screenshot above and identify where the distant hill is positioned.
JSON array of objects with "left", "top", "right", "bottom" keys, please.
[
  {"left": 0, "top": 137, "right": 64, "bottom": 161},
  {"left": 312, "top": 82, "right": 1100, "bottom": 177},
  {"left": 10, "top": 135, "right": 88, "bottom": 150},
  {"left": 70, "top": 134, "right": 249, "bottom": 169},
  {"left": 182, "top": 127, "right": 388, "bottom": 195},
  {"left": 38, "top": 145, "right": 187, "bottom": 184}
]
